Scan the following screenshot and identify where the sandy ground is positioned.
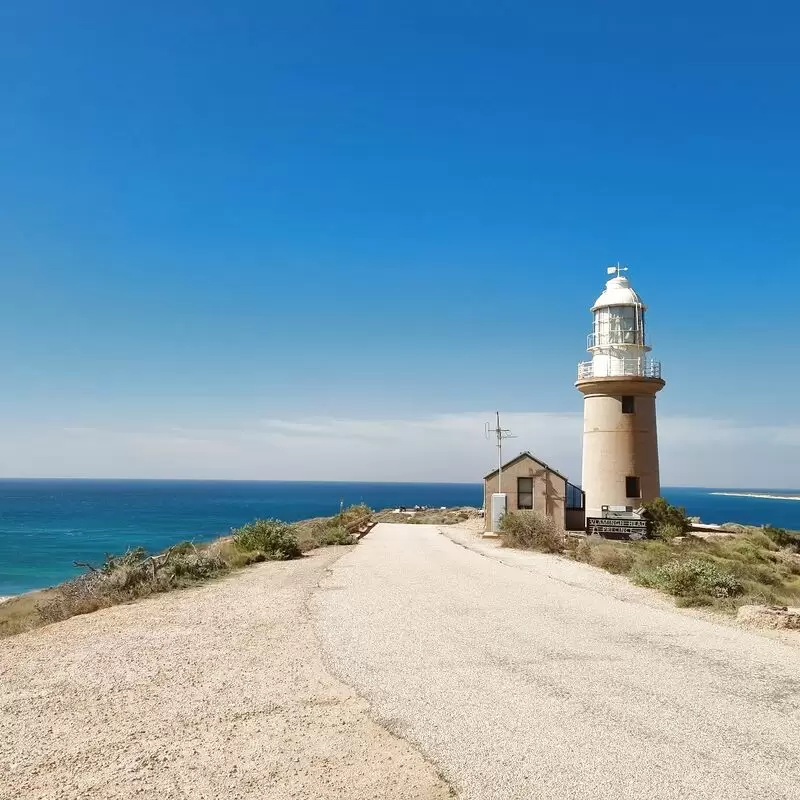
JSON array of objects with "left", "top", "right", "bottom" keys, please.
[
  {"left": 315, "top": 523, "right": 800, "bottom": 800},
  {"left": 0, "top": 547, "right": 452, "bottom": 800}
]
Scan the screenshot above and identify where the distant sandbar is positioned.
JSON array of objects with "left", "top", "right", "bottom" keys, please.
[{"left": 710, "top": 492, "right": 800, "bottom": 501}]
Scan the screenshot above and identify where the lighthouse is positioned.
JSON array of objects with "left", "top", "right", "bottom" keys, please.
[{"left": 576, "top": 266, "right": 665, "bottom": 518}]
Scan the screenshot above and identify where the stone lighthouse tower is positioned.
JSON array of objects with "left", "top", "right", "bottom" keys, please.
[{"left": 576, "top": 266, "right": 665, "bottom": 518}]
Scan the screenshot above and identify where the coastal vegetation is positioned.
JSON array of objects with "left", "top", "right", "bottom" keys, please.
[
  {"left": 498, "top": 502, "right": 800, "bottom": 612},
  {"left": 381, "top": 507, "right": 480, "bottom": 525},
  {"left": 641, "top": 496, "right": 691, "bottom": 538},
  {"left": 498, "top": 510, "right": 565, "bottom": 552},
  {"left": 0, "top": 504, "right": 373, "bottom": 638}
]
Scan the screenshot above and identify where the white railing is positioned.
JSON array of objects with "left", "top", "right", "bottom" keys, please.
[{"left": 577, "top": 359, "right": 662, "bottom": 379}]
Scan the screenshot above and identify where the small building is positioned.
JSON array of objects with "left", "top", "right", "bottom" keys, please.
[{"left": 483, "top": 452, "right": 585, "bottom": 532}]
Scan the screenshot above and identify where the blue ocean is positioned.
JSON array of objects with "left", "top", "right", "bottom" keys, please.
[{"left": 1, "top": 480, "right": 799, "bottom": 596}]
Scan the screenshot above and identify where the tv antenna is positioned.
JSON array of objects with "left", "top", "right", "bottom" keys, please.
[{"left": 485, "top": 411, "right": 517, "bottom": 495}]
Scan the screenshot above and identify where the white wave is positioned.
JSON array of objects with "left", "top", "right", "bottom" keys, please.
[{"left": 709, "top": 492, "right": 800, "bottom": 501}]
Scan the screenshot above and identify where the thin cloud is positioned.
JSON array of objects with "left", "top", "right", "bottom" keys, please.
[{"left": 0, "top": 411, "right": 796, "bottom": 487}]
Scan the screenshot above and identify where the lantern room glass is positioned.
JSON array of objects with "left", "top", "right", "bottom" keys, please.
[{"left": 593, "top": 306, "right": 644, "bottom": 346}]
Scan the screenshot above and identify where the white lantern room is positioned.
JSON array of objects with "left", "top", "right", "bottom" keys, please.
[{"left": 577, "top": 267, "right": 661, "bottom": 380}]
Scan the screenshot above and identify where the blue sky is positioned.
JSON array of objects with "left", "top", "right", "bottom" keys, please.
[{"left": 1, "top": 1, "right": 798, "bottom": 485}]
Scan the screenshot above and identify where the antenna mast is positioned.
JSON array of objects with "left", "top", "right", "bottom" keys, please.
[{"left": 485, "top": 411, "right": 516, "bottom": 495}]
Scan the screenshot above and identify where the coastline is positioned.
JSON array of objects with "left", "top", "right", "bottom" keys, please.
[{"left": 710, "top": 492, "right": 800, "bottom": 502}]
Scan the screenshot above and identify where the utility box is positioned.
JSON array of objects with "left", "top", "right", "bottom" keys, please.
[{"left": 490, "top": 493, "right": 507, "bottom": 533}]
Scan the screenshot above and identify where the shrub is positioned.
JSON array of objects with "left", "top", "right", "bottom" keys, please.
[
  {"left": 579, "top": 539, "right": 635, "bottom": 574},
  {"left": 232, "top": 519, "right": 302, "bottom": 560},
  {"left": 654, "top": 522, "right": 685, "bottom": 542},
  {"left": 100, "top": 546, "right": 147, "bottom": 574},
  {"left": 499, "top": 511, "right": 565, "bottom": 553},
  {"left": 167, "top": 552, "right": 227, "bottom": 580},
  {"left": 171, "top": 540, "right": 199, "bottom": 556},
  {"left": 337, "top": 503, "right": 372, "bottom": 527},
  {"left": 5, "top": 507, "right": 363, "bottom": 637},
  {"left": 36, "top": 546, "right": 230, "bottom": 624},
  {"left": 743, "top": 531, "right": 778, "bottom": 552},
  {"left": 317, "top": 525, "right": 356, "bottom": 546},
  {"left": 642, "top": 497, "right": 691, "bottom": 536},
  {"left": 37, "top": 575, "right": 110, "bottom": 623},
  {"left": 293, "top": 516, "right": 361, "bottom": 550},
  {"left": 762, "top": 525, "right": 800, "bottom": 551},
  {"left": 637, "top": 558, "right": 743, "bottom": 603}
]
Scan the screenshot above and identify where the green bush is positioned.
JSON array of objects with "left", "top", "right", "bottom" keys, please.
[
  {"left": 317, "top": 525, "right": 356, "bottom": 546},
  {"left": 499, "top": 511, "right": 565, "bottom": 553},
  {"left": 642, "top": 497, "right": 691, "bottom": 537},
  {"left": 654, "top": 522, "right": 685, "bottom": 541},
  {"left": 232, "top": 519, "right": 302, "bottom": 560},
  {"left": 562, "top": 521, "right": 800, "bottom": 612},
  {"left": 337, "top": 503, "right": 372, "bottom": 527},
  {"left": 637, "top": 558, "right": 743, "bottom": 603},
  {"left": 762, "top": 525, "right": 800, "bottom": 551},
  {"left": 167, "top": 552, "right": 227, "bottom": 580}
]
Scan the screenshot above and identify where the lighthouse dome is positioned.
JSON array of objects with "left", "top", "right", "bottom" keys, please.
[{"left": 591, "top": 276, "right": 647, "bottom": 311}]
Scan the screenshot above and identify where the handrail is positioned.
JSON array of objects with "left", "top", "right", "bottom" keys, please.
[
  {"left": 341, "top": 508, "right": 397, "bottom": 538},
  {"left": 577, "top": 359, "right": 662, "bottom": 379}
]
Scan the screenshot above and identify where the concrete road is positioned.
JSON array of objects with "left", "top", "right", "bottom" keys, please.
[{"left": 314, "top": 523, "right": 800, "bottom": 800}]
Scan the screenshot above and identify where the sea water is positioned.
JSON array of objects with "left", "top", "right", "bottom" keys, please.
[{"left": 1, "top": 480, "right": 798, "bottom": 595}]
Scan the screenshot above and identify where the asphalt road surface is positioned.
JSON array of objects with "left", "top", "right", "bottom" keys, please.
[{"left": 315, "top": 523, "right": 800, "bottom": 800}]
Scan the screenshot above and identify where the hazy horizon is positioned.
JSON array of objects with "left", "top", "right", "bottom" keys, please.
[
  {"left": 1, "top": 409, "right": 799, "bottom": 489},
  {"left": 0, "top": 477, "right": 798, "bottom": 492}
]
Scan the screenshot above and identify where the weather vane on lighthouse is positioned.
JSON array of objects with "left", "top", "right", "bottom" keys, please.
[{"left": 607, "top": 262, "right": 629, "bottom": 278}]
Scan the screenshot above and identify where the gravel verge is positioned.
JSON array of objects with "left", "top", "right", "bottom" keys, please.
[{"left": 0, "top": 547, "right": 453, "bottom": 800}]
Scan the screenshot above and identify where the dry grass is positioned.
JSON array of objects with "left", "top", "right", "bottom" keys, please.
[
  {"left": 495, "top": 509, "right": 800, "bottom": 613},
  {"left": 573, "top": 538, "right": 634, "bottom": 574},
  {"left": 499, "top": 511, "right": 565, "bottom": 553},
  {"left": 381, "top": 507, "right": 481, "bottom": 525},
  {"left": 0, "top": 588, "right": 61, "bottom": 637},
  {"left": 569, "top": 527, "right": 800, "bottom": 611},
  {"left": 0, "top": 505, "right": 373, "bottom": 638},
  {"left": 292, "top": 503, "right": 372, "bottom": 549}
]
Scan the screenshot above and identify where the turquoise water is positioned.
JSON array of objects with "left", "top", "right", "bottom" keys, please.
[{"left": 0, "top": 480, "right": 798, "bottom": 595}]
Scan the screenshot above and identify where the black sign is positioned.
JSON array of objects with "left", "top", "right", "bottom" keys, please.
[{"left": 586, "top": 517, "right": 652, "bottom": 540}]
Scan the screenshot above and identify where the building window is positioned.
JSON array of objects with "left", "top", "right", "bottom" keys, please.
[
  {"left": 625, "top": 476, "right": 641, "bottom": 498},
  {"left": 621, "top": 395, "right": 635, "bottom": 414},
  {"left": 566, "top": 482, "right": 584, "bottom": 510},
  {"left": 517, "top": 477, "right": 533, "bottom": 509}
]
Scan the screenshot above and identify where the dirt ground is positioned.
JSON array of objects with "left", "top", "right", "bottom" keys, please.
[{"left": 0, "top": 547, "right": 452, "bottom": 800}]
